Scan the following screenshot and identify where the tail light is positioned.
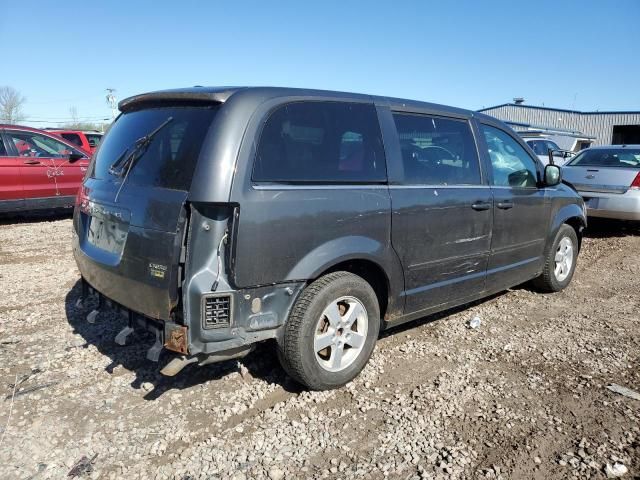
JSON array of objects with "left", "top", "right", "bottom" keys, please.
[
  {"left": 77, "top": 185, "right": 90, "bottom": 210},
  {"left": 631, "top": 172, "right": 640, "bottom": 190}
]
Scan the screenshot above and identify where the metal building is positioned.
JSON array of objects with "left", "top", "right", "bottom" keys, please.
[{"left": 479, "top": 102, "right": 640, "bottom": 147}]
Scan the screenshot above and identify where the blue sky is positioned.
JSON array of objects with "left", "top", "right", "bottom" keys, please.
[{"left": 2, "top": 0, "right": 639, "bottom": 127}]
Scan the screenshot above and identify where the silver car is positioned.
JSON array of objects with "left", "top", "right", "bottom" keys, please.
[{"left": 562, "top": 145, "right": 640, "bottom": 220}]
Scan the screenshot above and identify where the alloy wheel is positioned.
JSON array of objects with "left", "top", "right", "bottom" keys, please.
[
  {"left": 314, "top": 296, "right": 368, "bottom": 372},
  {"left": 554, "top": 236, "right": 574, "bottom": 282}
]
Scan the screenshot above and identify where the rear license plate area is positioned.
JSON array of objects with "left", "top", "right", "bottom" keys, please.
[{"left": 87, "top": 216, "right": 128, "bottom": 254}]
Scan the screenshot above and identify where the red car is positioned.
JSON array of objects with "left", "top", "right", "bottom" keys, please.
[
  {"left": 0, "top": 125, "right": 91, "bottom": 213},
  {"left": 46, "top": 129, "right": 103, "bottom": 154}
]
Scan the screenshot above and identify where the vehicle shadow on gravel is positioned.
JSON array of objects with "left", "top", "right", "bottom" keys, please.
[
  {"left": 0, "top": 209, "right": 73, "bottom": 226},
  {"left": 64, "top": 280, "right": 301, "bottom": 401},
  {"left": 584, "top": 218, "right": 640, "bottom": 238}
]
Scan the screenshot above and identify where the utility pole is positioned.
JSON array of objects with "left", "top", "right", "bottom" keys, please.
[{"left": 105, "top": 88, "right": 118, "bottom": 120}]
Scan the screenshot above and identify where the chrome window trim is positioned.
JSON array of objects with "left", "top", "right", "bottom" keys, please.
[{"left": 252, "top": 184, "right": 389, "bottom": 190}]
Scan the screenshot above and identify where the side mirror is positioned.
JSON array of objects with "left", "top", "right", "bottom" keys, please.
[
  {"left": 67, "top": 152, "right": 85, "bottom": 163},
  {"left": 544, "top": 164, "right": 561, "bottom": 187}
]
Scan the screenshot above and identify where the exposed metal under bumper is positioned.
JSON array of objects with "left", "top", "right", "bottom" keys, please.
[
  {"left": 79, "top": 278, "right": 183, "bottom": 362},
  {"left": 160, "top": 346, "right": 254, "bottom": 377}
]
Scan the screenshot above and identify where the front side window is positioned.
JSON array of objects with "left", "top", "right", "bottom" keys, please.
[
  {"left": 6, "top": 131, "right": 83, "bottom": 158},
  {"left": 253, "top": 102, "right": 386, "bottom": 183},
  {"left": 481, "top": 125, "right": 539, "bottom": 188},
  {"left": 392, "top": 113, "right": 481, "bottom": 185},
  {"left": 0, "top": 136, "right": 7, "bottom": 156}
]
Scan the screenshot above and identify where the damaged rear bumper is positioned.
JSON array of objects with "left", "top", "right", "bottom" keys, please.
[
  {"left": 79, "top": 279, "right": 187, "bottom": 361},
  {"left": 78, "top": 277, "right": 304, "bottom": 372}
]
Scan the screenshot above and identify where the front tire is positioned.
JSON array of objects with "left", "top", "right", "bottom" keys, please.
[
  {"left": 532, "top": 224, "right": 579, "bottom": 292},
  {"left": 278, "top": 271, "right": 380, "bottom": 390}
]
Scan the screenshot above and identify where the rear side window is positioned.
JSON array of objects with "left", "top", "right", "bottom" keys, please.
[
  {"left": 85, "top": 134, "right": 102, "bottom": 147},
  {"left": 253, "top": 102, "right": 386, "bottom": 183},
  {"left": 61, "top": 133, "right": 83, "bottom": 147},
  {"left": 393, "top": 113, "right": 481, "bottom": 185}
]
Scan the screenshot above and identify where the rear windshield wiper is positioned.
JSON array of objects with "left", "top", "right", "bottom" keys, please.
[
  {"left": 109, "top": 116, "right": 173, "bottom": 177},
  {"left": 112, "top": 117, "right": 173, "bottom": 202},
  {"left": 107, "top": 146, "right": 131, "bottom": 176}
]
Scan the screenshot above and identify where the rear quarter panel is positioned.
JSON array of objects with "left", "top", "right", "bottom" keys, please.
[{"left": 222, "top": 94, "right": 404, "bottom": 315}]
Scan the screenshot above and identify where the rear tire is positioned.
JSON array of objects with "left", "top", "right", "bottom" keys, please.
[
  {"left": 278, "top": 271, "right": 380, "bottom": 390},
  {"left": 532, "top": 224, "right": 578, "bottom": 292}
]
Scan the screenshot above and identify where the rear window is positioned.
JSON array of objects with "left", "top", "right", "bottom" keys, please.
[
  {"left": 568, "top": 148, "right": 640, "bottom": 168},
  {"left": 252, "top": 101, "right": 386, "bottom": 183},
  {"left": 90, "top": 105, "right": 218, "bottom": 190}
]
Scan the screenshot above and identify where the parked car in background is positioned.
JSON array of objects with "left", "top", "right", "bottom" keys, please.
[
  {"left": 45, "top": 129, "right": 103, "bottom": 153},
  {"left": 72, "top": 86, "right": 586, "bottom": 390},
  {"left": 507, "top": 122, "right": 594, "bottom": 154},
  {"left": 562, "top": 145, "right": 640, "bottom": 221},
  {"left": 0, "top": 125, "right": 90, "bottom": 213},
  {"left": 524, "top": 138, "right": 573, "bottom": 166}
]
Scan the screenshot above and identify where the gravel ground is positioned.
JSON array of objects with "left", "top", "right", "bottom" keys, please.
[{"left": 0, "top": 213, "right": 638, "bottom": 480}]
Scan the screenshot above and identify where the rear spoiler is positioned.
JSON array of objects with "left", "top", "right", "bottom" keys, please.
[{"left": 119, "top": 87, "right": 245, "bottom": 112}]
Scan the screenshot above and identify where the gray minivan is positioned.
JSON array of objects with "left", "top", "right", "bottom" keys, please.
[{"left": 72, "top": 87, "right": 586, "bottom": 390}]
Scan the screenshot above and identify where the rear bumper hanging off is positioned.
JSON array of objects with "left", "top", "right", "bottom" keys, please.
[{"left": 79, "top": 278, "right": 188, "bottom": 361}]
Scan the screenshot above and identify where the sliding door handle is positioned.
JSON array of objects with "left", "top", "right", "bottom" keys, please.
[
  {"left": 471, "top": 202, "right": 491, "bottom": 211},
  {"left": 497, "top": 200, "right": 514, "bottom": 210}
]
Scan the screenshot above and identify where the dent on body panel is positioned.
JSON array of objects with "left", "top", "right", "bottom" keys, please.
[
  {"left": 396, "top": 188, "right": 490, "bottom": 270},
  {"left": 439, "top": 258, "right": 485, "bottom": 277}
]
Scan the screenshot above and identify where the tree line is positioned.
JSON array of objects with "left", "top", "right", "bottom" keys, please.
[{"left": 0, "top": 86, "right": 109, "bottom": 131}]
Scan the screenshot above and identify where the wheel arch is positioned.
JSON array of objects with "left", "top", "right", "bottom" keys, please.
[
  {"left": 564, "top": 215, "right": 585, "bottom": 250},
  {"left": 549, "top": 203, "right": 586, "bottom": 250},
  {"left": 319, "top": 258, "right": 391, "bottom": 321},
  {"left": 283, "top": 235, "right": 404, "bottom": 321}
]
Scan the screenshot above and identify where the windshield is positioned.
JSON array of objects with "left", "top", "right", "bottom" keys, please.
[
  {"left": 89, "top": 105, "right": 218, "bottom": 190},
  {"left": 567, "top": 148, "right": 640, "bottom": 168}
]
